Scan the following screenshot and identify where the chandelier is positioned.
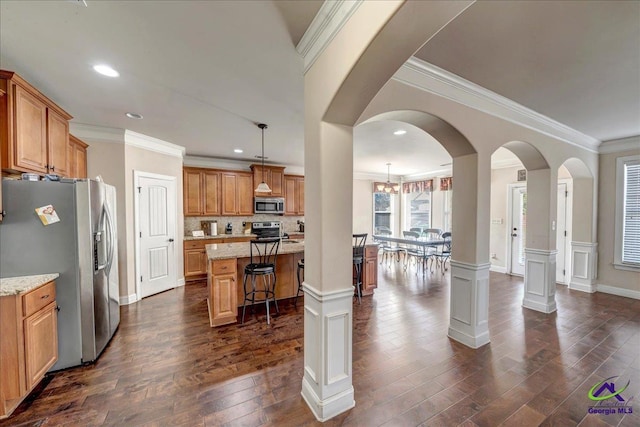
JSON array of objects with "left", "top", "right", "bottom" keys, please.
[{"left": 376, "top": 163, "right": 400, "bottom": 193}]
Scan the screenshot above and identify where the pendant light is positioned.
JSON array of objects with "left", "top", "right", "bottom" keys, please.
[
  {"left": 376, "top": 163, "right": 400, "bottom": 193},
  {"left": 255, "top": 123, "right": 271, "bottom": 193}
]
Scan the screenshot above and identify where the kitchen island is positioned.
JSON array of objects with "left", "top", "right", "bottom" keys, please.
[{"left": 204, "top": 240, "right": 379, "bottom": 326}]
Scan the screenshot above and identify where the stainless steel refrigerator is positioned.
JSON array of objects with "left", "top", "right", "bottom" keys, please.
[{"left": 0, "top": 179, "right": 119, "bottom": 370}]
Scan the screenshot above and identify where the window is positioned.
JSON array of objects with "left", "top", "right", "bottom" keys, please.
[
  {"left": 442, "top": 189, "right": 453, "bottom": 232},
  {"left": 403, "top": 189, "right": 431, "bottom": 230},
  {"left": 615, "top": 155, "right": 640, "bottom": 270},
  {"left": 374, "top": 192, "right": 394, "bottom": 234}
]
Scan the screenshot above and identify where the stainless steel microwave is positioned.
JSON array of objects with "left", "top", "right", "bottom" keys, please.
[{"left": 254, "top": 197, "right": 285, "bottom": 214}]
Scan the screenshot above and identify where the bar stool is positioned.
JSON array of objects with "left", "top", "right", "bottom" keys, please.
[
  {"left": 353, "top": 233, "right": 367, "bottom": 304},
  {"left": 294, "top": 258, "right": 304, "bottom": 307},
  {"left": 241, "top": 238, "right": 280, "bottom": 324}
]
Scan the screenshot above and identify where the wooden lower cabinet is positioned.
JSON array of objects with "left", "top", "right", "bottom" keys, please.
[
  {"left": 0, "top": 280, "right": 58, "bottom": 419},
  {"left": 355, "top": 245, "right": 379, "bottom": 296},
  {"left": 184, "top": 237, "right": 252, "bottom": 281},
  {"left": 207, "top": 259, "right": 238, "bottom": 327}
]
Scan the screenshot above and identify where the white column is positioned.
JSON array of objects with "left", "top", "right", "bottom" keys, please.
[
  {"left": 447, "top": 261, "right": 491, "bottom": 349},
  {"left": 569, "top": 241, "right": 598, "bottom": 293},
  {"left": 522, "top": 248, "right": 558, "bottom": 313},
  {"left": 301, "top": 284, "right": 355, "bottom": 421}
]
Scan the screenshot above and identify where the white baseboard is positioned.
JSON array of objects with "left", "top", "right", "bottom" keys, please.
[
  {"left": 177, "top": 277, "right": 185, "bottom": 287},
  {"left": 119, "top": 293, "right": 138, "bottom": 305},
  {"left": 597, "top": 284, "right": 640, "bottom": 300},
  {"left": 490, "top": 265, "right": 508, "bottom": 274}
]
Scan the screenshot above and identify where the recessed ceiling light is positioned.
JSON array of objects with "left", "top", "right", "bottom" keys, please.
[
  {"left": 234, "top": 149, "right": 243, "bottom": 153},
  {"left": 93, "top": 64, "right": 119, "bottom": 77},
  {"left": 393, "top": 129, "right": 407, "bottom": 135},
  {"left": 125, "top": 112, "right": 143, "bottom": 119}
]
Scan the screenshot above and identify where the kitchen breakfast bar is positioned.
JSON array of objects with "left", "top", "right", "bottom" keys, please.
[{"left": 205, "top": 240, "right": 379, "bottom": 326}]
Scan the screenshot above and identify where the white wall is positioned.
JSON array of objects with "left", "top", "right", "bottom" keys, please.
[{"left": 353, "top": 179, "right": 373, "bottom": 234}]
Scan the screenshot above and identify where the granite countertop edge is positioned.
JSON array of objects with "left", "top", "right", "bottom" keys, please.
[
  {"left": 206, "top": 240, "right": 378, "bottom": 261},
  {"left": 184, "top": 234, "right": 257, "bottom": 241},
  {"left": 0, "top": 273, "right": 60, "bottom": 297}
]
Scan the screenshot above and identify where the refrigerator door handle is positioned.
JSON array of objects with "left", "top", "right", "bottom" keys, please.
[
  {"left": 104, "top": 206, "right": 115, "bottom": 274},
  {"left": 94, "top": 231, "right": 107, "bottom": 271}
]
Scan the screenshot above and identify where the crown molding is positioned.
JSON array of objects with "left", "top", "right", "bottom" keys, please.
[
  {"left": 599, "top": 135, "right": 640, "bottom": 154},
  {"left": 184, "top": 155, "right": 305, "bottom": 175},
  {"left": 124, "top": 130, "right": 185, "bottom": 158},
  {"left": 296, "top": 0, "right": 363, "bottom": 74},
  {"left": 69, "top": 122, "right": 125, "bottom": 144},
  {"left": 393, "top": 57, "right": 601, "bottom": 154}
]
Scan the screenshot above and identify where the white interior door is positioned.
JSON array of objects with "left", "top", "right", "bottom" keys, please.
[
  {"left": 510, "top": 186, "right": 527, "bottom": 276},
  {"left": 509, "top": 183, "right": 569, "bottom": 280},
  {"left": 137, "top": 174, "right": 177, "bottom": 299}
]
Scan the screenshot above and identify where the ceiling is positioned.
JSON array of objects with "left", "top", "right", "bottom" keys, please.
[{"left": 1, "top": 1, "right": 637, "bottom": 177}]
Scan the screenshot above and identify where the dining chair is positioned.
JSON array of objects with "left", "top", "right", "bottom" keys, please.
[
  {"left": 403, "top": 230, "right": 432, "bottom": 274},
  {"left": 352, "top": 233, "right": 367, "bottom": 304},
  {"left": 375, "top": 227, "right": 404, "bottom": 265},
  {"left": 432, "top": 232, "right": 452, "bottom": 273}
]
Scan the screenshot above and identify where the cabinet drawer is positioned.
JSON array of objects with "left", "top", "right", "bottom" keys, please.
[
  {"left": 23, "top": 281, "right": 56, "bottom": 318},
  {"left": 365, "top": 246, "right": 379, "bottom": 258},
  {"left": 184, "top": 240, "right": 207, "bottom": 250},
  {"left": 213, "top": 259, "right": 236, "bottom": 275}
]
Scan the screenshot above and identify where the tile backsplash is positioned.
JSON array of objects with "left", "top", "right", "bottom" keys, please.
[{"left": 185, "top": 215, "right": 304, "bottom": 236}]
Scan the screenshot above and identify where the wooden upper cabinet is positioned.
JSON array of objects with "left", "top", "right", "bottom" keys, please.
[
  {"left": 284, "top": 175, "right": 304, "bottom": 216},
  {"left": 68, "top": 135, "right": 88, "bottom": 179},
  {"left": 0, "top": 70, "right": 72, "bottom": 176},
  {"left": 203, "top": 170, "right": 221, "bottom": 216},
  {"left": 183, "top": 168, "right": 221, "bottom": 216},
  {"left": 250, "top": 164, "right": 285, "bottom": 197},
  {"left": 47, "top": 109, "right": 69, "bottom": 176},
  {"left": 220, "top": 171, "right": 253, "bottom": 216},
  {"left": 14, "top": 85, "right": 47, "bottom": 173}
]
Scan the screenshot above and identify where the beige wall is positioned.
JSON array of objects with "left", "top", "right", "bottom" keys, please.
[
  {"left": 87, "top": 141, "right": 184, "bottom": 301},
  {"left": 353, "top": 179, "right": 373, "bottom": 234},
  {"left": 597, "top": 149, "right": 640, "bottom": 293}
]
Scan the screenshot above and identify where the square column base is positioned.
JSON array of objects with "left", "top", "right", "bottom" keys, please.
[
  {"left": 523, "top": 248, "right": 557, "bottom": 313},
  {"left": 300, "top": 283, "right": 355, "bottom": 421},
  {"left": 569, "top": 241, "right": 598, "bottom": 293},
  {"left": 447, "top": 261, "right": 491, "bottom": 349}
]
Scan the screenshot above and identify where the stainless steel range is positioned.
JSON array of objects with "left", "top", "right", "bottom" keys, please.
[{"left": 251, "top": 221, "right": 282, "bottom": 239}]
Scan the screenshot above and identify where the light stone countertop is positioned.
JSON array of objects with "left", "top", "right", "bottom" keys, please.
[
  {"left": 0, "top": 273, "right": 59, "bottom": 297},
  {"left": 184, "top": 233, "right": 257, "bottom": 241},
  {"left": 206, "top": 240, "right": 379, "bottom": 261},
  {"left": 206, "top": 240, "right": 305, "bottom": 260}
]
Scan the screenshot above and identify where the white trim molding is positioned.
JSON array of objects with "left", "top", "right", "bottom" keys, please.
[
  {"left": 447, "top": 260, "right": 491, "bottom": 349},
  {"left": 599, "top": 136, "right": 640, "bottom": 154},
  {"left": 177, "top": 277, "right": 185, "bottom": 287},
  {"left": 569, "top": 241, "right": 598, "bottom": 293},
  {"left": 119, "top": 293, "right": 138, "bottom": 305},
  {"left": 522, "top": 248, "right": 557, "bottom": 313},
  {"left": 297, "top": 0, "right": 363, "bottom": 74},
  {"left": 124, "top": 130, "right": 185, "bottom": 158},
  {"left": 69, "top": 123, "right": 186, "bottom": 158},
  {"left": 597, "top": 284, "right": 640, "bottom": 300},
  {"left": 301, "top": 282, "right": 355, "bottom": 422},
  {"left": 393, "top": 58, "right": 601, "bottom": 153}
]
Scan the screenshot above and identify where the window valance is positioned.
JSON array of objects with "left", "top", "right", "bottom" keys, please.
[
  {"left": 402, "top": 179, "right": 433, "bottom": 194},
  {"left": 440, "top": 177, "right": 453, "bottom": 191}
]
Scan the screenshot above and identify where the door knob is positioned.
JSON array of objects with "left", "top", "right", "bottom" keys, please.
[
  {"left": 511, "top": 233, "right": 518, "bottom": 237},
  {"left": 168, "top": 238, "right": 174, "bottom": 242}
]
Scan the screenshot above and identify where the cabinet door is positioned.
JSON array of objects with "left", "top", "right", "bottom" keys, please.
[
  {"left": 47, "top": 109, "right": 69, "bottom": 176},
  {"left": 185, "top": 249, "right": 207, "bottom": 277},
  {"left": 14, "top": 85, "right": 47, "bottom": 173},
  {"left": 67, "top": 138, "right": 77, "bottom": 178},
  {"left": 23, "top": 302, "right": 58, "bottom": 390},
  {"left": 237, "top": 173, "right": 254, "bottom": 215},
  {"left": 75, "top": 142, "right": 87, "bottom": 178},
  {"left": 211, "top": 273, "right": 237, "bottom": 326},
  {"left": 203, "top": 170, "right": 221, "bottom": 216},
  {"left": 284, "top": 176, "right": 297, "bottom": 215},
  {"left": 297, "top": 178, "right": 305, "bottom": 215},
  {"left": 221, "top": 172, "right": 238, "bottom": 215},
  {"left": 363, "top": 257, "right": 378, "bottom": 295},
  {"left": 270, "top": 168, "right": 284, "bottom": 197},
  {"left": 184, "top": 169, "right": 203, "bottom": 216}
]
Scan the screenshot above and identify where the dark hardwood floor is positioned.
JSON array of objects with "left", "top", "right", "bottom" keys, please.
[{"left": 2, "top": 262, "right": 639, "bottom": 426}]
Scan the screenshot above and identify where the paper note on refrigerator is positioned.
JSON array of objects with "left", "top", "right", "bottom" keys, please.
[{"left": 35, "top": 205, "right": 60, "bottom": 226}]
